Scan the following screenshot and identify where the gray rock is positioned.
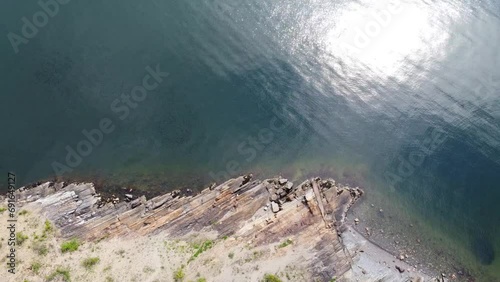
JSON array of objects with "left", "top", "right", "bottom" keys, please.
[
  {"left": 131, "top": 198, "right": 142, "bottom": 209},
  {"left": 278, "top": 178, "right": 288, "bottom": 185}
]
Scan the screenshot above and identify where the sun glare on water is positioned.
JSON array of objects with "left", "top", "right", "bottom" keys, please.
[{"left": 324, "top": 0, "right": 455, "bottom": 80}]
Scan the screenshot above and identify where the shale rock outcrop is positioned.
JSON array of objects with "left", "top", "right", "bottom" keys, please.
[{"left": 11, "top": 175, "right": 364, "bottom": 280}]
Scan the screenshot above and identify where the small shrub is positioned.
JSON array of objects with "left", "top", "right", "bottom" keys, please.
[
  {"left": 263, "top": 274, "right": 282, "bottom": 282},
  {"left": 16, "top": 232, "right": 29, "bottom": 246},
  {"left": 46, "top": 267, "right": 71, "bottom": 282},
  {"left": 38, "top": 220, "right": 54, "bottom": 241},
  {"left": 33, "top": 242, "right": 49, "bottom": 256},
  {"left": 44, "top": 220, "right": 53, "bottom": 233},
  {"left": 0, "top": 207, "right": 6, "bottom": 213},
  {"left": 61, "top": 239, "right": 80, "bottom": 253},
  {"left": 143, "top": 266, "right": 154, "bottom": 273},
  {"left": 19, "top": 210, "right": 29, "bottom": 216},
  {"left": 188, "top": 240, "right": 214, "bottom": 262},
  {"left": 228, "top": 252, "right": 234, "bottom": 259},
  {"left": 82, "top": 257, "right": 100, "bottom": 270},
  {"left": 197, "top": 278, "right": 207, "bottom": 282},
  {"left": 278, "top": 239, "right": 293, "bottom": 248},
  {"left": 173, "top": 267, "right": 185, "bottom": 282},
  {"left": 31, "top": 262, "right": 42, "bottom": 274},
  {"left": 105, "top": 277, "right": 114, "bottom": 282}
]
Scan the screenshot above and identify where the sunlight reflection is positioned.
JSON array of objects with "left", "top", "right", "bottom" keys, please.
[{"left": 324, "top": 0, "right": 454, "bottom": 80}]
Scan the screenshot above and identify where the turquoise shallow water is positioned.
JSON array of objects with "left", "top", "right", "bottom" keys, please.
[{"left": 1, "top": 0, "right": 499, "bottom": 278}]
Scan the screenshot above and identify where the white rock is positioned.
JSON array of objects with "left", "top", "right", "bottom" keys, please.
[{"left": 271, "top": 202, "right": 280, "bottom": 213}]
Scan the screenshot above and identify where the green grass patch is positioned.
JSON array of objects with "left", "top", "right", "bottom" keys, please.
[
  {"left": 262, "top": 274, "right": 282, "bottom": 282},
  {"left": 81, "top": 257, "right": 100, "bottom": 270},
  {"left": 61, "top": 239, "right": 80, "bottom": 253},
  {"left": 173, "top": 266, "right": 185, "bottom": 282},
  {"left": 197, "top": 278, "right": 207, "bottom": 282},
  {"left": 19, "top": 210, "right": 29, "bottom": 216},
  {"left": 188, "top": 240, "right": 214, "bottom": 263},
  {"left": 44, "top": 220, "right": 53, "bottom": 233},
  {"left": 0, "top": 207, "right": 6, "bottom": 213},
  {"left": 36, "top": 220, "right": 54, "bottom": 241},
  {"left": 16, "top": 232, "right": 29, "bottom": 246},
  {"left": 30, "top": 262, "right": 42, "bottom": 274},
  {"left": 277, "top": 239, "right": 293, "bottom": 248},
  {"left": 47, "top": 267, "right": 71, "bottom": 282}
]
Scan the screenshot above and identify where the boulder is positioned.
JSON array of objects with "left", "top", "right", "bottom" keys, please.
[{"left": 271, "top": 202, "right": 280, "bottom": 213}]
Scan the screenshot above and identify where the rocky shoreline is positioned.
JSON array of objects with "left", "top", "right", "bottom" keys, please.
[{"left": 1, "top": 175, "right": 439, "bottom": 281}]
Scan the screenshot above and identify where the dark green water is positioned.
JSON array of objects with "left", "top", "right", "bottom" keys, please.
[{"left": 1, "top": 0, "right": 499, "bottom": 279}]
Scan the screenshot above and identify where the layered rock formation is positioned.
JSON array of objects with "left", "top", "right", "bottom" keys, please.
[{"left": 8, "top": 175, "right": 429, "bottom": 281}]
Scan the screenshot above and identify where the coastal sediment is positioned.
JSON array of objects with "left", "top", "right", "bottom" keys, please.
[{"left": 2, "top": 175, "right": 432, "bottom": 281}]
